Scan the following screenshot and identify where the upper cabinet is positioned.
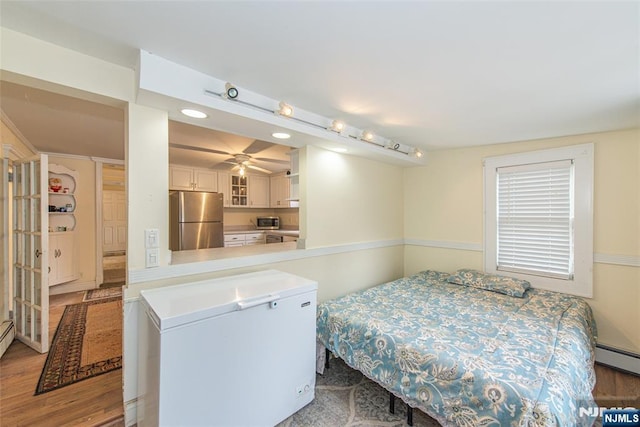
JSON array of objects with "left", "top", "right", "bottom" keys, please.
[
  {"left": 248, "top": 175, "right": 269, "bottom": 208},
  {"left": 169, "top": 165, "right": 218, "bottom": 192},
  {"left": 217, "top": 171, "right": 231, "bottom": 207},
  {"left": 169, "top": 164, "right": 292, "bottom": 209},
  {"left": 48, "top": 164, "right": 78, "bottom": 232},
  {"left": 287, "top": 150, "right": 300, "bottom": 208},
  {"left": 270, "top": 173, "right": 291, "bottom": 208}
]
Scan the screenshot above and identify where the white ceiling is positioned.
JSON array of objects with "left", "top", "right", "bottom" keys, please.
[{"left": 0, "top": 1, "right": 638, "bottom": 162}]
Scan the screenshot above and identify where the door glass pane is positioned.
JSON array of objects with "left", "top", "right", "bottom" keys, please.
[
  {"left": 25, "top": 235, "right": 31, "bottom": 268},
  {"left": 14, "top": 200, "right": 21, "bottom": 231},
  {"left": 23, "top": 162, "right": 31, "bottom": 196},
  {"left": 34, "top": 310, "right": 42, "bottom": 343},
  {"left": 33, "top": 237, "right": 42, "bottom": 270},
  {"left": 25, "top": 270, "right": 32, "bottom": 302},
  {"left": 34, "top": 274, "right": 41, "bottom": 306},
  {"left": 15, "top": 305, "right": 22, "bottom": 334},
  {"left": 33, "top": 160, "right": 41, "bottom": 194},
  {"left": 14, "top": 266, "right": 22, "bottom": 299},
  {"left": 24, "top": 306, "right": 32, "bottom": 339},
  {"left": 33, "top": 199, "right": 41, "bottom": 232},
  {"left": 14, "top": 164, "right": 22, "bottom": 197},
  {"left": 25, "top": 199, "right": 32, "bottom": 231}
]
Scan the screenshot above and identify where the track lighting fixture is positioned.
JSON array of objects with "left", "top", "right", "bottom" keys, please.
[
  {"left": 361, "top": 130, "right": 374, "bottom": 142},
  {"left": 203, "top": 82, "right": 425, "bottom": 162},
  {"left": 277, "top": 102, "right": 294, "bottom": 117},
  {"left": 385, "top": 141, "right": 401, "bottom": 150},
  {"left": 329, "top": 120, "right": 345, "bottom": 133},
  {"left": 224, "top": 82, "right": 239, "bottom": 99}
]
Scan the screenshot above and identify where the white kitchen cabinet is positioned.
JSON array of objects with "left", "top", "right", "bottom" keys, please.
[
  {"left": 248, "top": 175, "right": 269, "bottom": 208},
  {"left": 287, "top": 150, "right": 300, "bottom": 208},
  {"left": 224, "top": 232, "right": 265, "bottom": 247},
  {"left": 49, "top": 232, "right": 78, "bottom": 285},
  {"left": 244, "top": 232, "right": 266, "bottom": 245},
  {"left": 217, "top": 171, "right": 231, "bottom": 207},
  {"left": 270, "top": 173, "right": 291, "bottom": 208},
  {"left": 169, "top": 165, "right": 218, "bottom": 192},
  {"left": 230, "top": 175, "right": 248, "bottom": 207}
]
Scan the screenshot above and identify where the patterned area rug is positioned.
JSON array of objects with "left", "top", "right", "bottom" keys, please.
[
  {"left": 35, "top": 297, "right": 123, "bottom": 395},
  {"left": 278, "top": 357, "right": 440, "bottom": 427},
  {"left": 83, "top": 287, "right": 122, "bottom": 301}
]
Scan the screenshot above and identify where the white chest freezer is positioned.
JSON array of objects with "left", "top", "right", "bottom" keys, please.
[{"left": 137, "top": 270, "right": 318, "bottom": 427}]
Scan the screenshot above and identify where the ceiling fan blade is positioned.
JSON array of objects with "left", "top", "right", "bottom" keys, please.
[
  {"left": 169, "top": 143, "right": 230, "bottom": 156},
  {"left": 247, "top": 164, "right": 272, "bottom": 174},
  {"left": 254, "top": 157, "right": 291, "bottom": 165},
  {"left": 242, "top": 140, "right": 275, "bottom": 155}
]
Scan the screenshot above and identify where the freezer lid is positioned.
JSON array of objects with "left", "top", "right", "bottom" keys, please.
[{"left": 140, "top": 270, "right": 318, "bottom": 330}]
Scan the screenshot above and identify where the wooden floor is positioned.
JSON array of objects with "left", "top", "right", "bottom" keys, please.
[
  {"left": 0, "top": 291, "right": 638, "bottom": 426},
  {"left": 0, "top": 291, "right": 124, "bottom": 427}
]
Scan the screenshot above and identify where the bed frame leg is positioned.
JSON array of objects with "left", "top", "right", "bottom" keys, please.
[
  {"left": 407, "top": 405, "right": 413, "bottom": 426},
  {"left": 325, "top": 348, "right": 330, "bottom": 370},
  {"left": 389, "top": 392, "right": 395, "bottom": 414}
]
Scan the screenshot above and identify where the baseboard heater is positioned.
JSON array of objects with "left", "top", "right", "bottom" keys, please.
[
  {"left": 595, "top": 344, "right": 640, "bottom": 376},
  {"left": 0, "top": 320, "right": 15, "bottom": 359}
]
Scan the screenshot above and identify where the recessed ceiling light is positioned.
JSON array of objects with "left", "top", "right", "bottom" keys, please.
[
  {"left": 180, "top": 108, "right": 207, "bottom": 119},
  {"left": 272, "top": 132, "right": 291, "bottom": 139}
]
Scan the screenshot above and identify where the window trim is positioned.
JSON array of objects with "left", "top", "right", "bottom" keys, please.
[{"left": 484, "top": 143, "right": 594, "bottom": 298}]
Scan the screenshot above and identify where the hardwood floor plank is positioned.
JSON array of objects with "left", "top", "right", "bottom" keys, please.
[{"left": 0, "top": 291, "right": 124, "bottom": 427}]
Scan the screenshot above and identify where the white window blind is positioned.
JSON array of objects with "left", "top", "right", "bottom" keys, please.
[{"left": 496, "top": 159, "right": 574, "bottom": 279}]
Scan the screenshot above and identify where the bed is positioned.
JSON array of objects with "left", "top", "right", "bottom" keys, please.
[{"left": 316, "top": 269, "right": 597, "bottom": 426}]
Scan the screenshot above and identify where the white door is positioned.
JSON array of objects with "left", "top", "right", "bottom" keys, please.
[
  {"left": 12, "top": 154, "right": 49, "bottom": 353},
  {"left": 103, "top": 190, "right": 127, "bottom": 253}
]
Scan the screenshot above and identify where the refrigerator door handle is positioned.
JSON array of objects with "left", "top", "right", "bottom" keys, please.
[{"left": 237, "top": 294, "right": 281, "bottom": 310}]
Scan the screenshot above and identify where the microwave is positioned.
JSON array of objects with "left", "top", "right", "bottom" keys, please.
[{"left": 256, "top": 216, "right": 280, "bottom": 230}]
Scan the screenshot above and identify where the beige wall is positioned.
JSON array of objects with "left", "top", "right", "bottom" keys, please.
[
  {"left": 404, "top": 128, "right": 640, "bottom": 353},
  {"left": 305, "top": 145, "right": 404, "bottom": 248},
  {"left": 48, "top": 156, "right": 97, "bottom": 286}
]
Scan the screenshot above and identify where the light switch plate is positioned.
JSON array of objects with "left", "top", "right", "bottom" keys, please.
[
  {"left": 145, "top": 229, "right": 159, "bottom": 249},
  {"left": 145, "top": 248, "right": 159, "bottom": 268}
]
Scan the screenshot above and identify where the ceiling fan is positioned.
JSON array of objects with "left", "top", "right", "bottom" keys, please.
[
  {"left": 169, "top": 139, "right": 290, "bottom": 174},
  {"left": 225, "top": 154, "right": 269, "bottom": 175}
]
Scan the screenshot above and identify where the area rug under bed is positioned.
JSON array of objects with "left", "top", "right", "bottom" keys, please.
[{"left": 35, "top": 296, "right": 122, "bottom": 395}]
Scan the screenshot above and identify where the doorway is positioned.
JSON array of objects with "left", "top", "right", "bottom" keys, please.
[{"left": 100, "top": 163, "right": 126, "bottom": 288}]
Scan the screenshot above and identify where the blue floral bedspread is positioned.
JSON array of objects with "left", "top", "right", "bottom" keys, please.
[{"left": 316, "top": 270, "right": 598, "bottom": 426}]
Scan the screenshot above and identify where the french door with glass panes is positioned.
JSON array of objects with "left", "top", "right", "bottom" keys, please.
[{"left": 12, "top": 154, "right": 49, "bottom": 353}]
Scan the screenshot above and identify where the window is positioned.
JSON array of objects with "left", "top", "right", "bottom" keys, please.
[{"left": 484, "top": 144, "right": 594, "bottom": 297}]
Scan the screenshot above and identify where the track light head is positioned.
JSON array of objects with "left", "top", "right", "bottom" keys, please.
[
  {"left": 361, "top": 130, "right": 374, "bottom": 142},
  {"left": 224, "top": 82, "right": 239, "bottom": 99},
  {"left": 329, "top": 120, "right": 345, "bottom": 133},
  {"left": 278, "top": 102, "right": 294, "bottom": 117}
]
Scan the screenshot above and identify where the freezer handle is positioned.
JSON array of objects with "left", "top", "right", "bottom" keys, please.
[{"left": 236, "top": 294, "right": 281, "bottom": 310}]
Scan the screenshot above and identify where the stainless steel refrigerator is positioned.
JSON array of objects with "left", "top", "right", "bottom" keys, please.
[{"left": 170, "top": 191, "right": 224, "bottom": 251}]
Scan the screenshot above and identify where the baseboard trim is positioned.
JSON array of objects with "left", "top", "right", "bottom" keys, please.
[
  {"left": 595, "top": 344, "right": 640, "bottom": 376},
  {"left": 124, "top": 398, "right": 137, "bottom": 426},
  {"left": 49, "top": 280, "right": 96, "bottom": 295},
  {"left": 0, "top": 321, "right": 15, "bottom": 359}
]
